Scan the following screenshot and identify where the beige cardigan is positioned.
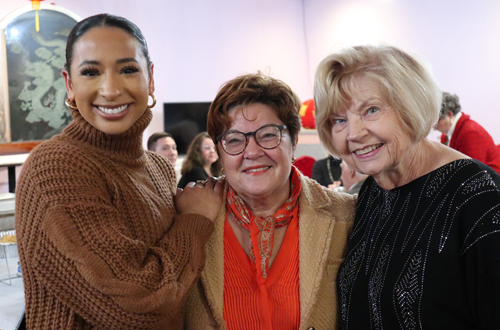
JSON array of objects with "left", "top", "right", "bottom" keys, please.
[{"left": 184, "top": 175, "right": 356, "bottom": 330}]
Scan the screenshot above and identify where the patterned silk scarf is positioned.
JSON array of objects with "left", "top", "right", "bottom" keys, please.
[{"left": 226, "top": 166, "right": 302, "bottom": 279}]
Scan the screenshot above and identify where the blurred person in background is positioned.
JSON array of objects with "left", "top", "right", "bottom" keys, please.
[
  {"left": 435, "top": 92, "right": 500, "bottom": 173},
  {"left": 178, "top": 131, "right": 222, "bottom": 188},
  {"left": 340, "top": 160, "right": 367, "bottom": 195},
  {"left": 147, "top": 131, "right": 178, "bottom": 166},
  {"left": 312, "top": 154, "right": 342, "bottom": 189}
]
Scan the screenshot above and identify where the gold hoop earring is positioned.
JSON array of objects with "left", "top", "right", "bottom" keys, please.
[
  {"left": 221, "top": 168, "right": 225, "bottom": 175},
  {"left": 292, "top": 157, "right": 296, "bottom": 164},
  {"left": 65, "top": 98, "right": 78, "bottom": 110},
  {"left": 147, "top": 94, "right": 157, "bottom": 108}
]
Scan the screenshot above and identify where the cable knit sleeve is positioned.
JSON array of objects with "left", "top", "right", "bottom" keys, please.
[{"left": 16, "top": 143, "right": 214, "bottom": 329}]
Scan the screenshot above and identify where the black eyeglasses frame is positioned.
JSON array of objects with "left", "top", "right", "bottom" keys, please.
[{"left": 216, "top": 124, "right": 288, "bottom": 155}]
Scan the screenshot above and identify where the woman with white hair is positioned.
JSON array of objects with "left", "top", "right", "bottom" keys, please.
[{"left": 314, "top": 44, "right": 500, "bottom": 329}]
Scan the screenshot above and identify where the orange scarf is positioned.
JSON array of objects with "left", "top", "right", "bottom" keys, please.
[{"left": 226, "top": 166, "right": 301, "bottom": 279}]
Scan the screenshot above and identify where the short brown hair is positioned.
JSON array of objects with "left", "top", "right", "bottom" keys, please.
[
  {"left": 147, "top": 132, "right": 173, "bottom": 151},
  {"left": 314, "top": 45, "right": 441, "bottom": 156},
  {"left": 207, "top": 72, "right": 302, "bottom": 146}
]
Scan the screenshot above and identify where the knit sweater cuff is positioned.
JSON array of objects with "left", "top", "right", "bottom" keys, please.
[{"left": 172, "top": 213, "right": 214, "bottom": 245}]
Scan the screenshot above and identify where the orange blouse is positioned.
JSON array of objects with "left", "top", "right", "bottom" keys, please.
[{"left": 223, "top": 212, "right": 300, "bottom": 329}]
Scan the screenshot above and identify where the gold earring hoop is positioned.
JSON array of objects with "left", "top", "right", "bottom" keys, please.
[
  {"left": 292, "top": 157, "right": 296, "bottom": 164},
  {"left": 147, "top": 94, "right": 157, "bottom": 108},
  {"left": 65, "top": 98, "right": 78, "bottom": 110}
]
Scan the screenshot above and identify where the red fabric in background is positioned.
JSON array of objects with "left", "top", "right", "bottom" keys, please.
[
  {"left": 293, "top": 156, "right": 315, "bottom": 178},
  {"left": 300, "top": 99, "right": 315, "bottom": 129},
  {"left": 441, "top": 113, "right": 500, "bottom": 174}
]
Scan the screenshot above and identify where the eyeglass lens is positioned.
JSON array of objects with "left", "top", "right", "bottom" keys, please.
[{"left": 222, "top": 125, "right": 282, "bottom": 155}]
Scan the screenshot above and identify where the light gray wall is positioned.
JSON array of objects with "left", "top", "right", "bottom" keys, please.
[
  {"left": 303, "top": 0, "right": 500, "bottom": 143},
  {"left": 0, "top": 0, "right": 311, "bottom": 145},
  {"left": 1, "top": 0, "right": 499, "bottom": 146}
]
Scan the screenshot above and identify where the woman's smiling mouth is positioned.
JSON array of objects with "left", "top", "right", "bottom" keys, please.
[
  {"left": 354, "top": 144, "right": 383, "bottom": 155},
  {"left": 243, "top": 166, "right": 271, "bottom": 173},
  {"left": 97, "top": 104, "right": 129, "bottom": 115}
]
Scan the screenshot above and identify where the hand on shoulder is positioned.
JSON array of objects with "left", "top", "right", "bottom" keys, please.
[{"left": 175, "top": 177, "right": 225, "bottom": 222}]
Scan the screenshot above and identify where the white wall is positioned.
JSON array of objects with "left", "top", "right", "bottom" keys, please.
[
  {"left": 1, "top": 0, "right": 499, "bottom": 145},
  {"left": 303, "top": 0, "right": 500, "bottom": 143},
  {"left": 1, "top": 0, "right": 311, "bottom": 145}
]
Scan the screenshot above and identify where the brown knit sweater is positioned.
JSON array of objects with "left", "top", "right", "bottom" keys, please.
[{"left": 15, "top": 108, "right": 214, "bottom": 329}]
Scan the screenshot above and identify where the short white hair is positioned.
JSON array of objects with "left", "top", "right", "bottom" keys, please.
[{"left": 314, "top": 44, "right": 441, "bottom": 156}]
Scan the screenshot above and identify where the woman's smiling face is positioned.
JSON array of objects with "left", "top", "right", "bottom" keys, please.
[
  {"left": 219, "top": 103, "right": 296, "bottom": 203},
  {"left": 330, "top": 74, "right": 413, "bottom": 181},
  {"left": 63, "top": 26, "right": 154, "bottom": 135}
]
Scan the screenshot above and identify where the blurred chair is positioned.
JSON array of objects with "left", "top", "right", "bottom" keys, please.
[{"left": 294, "top": 155, "right": 316, "bottom": 178}]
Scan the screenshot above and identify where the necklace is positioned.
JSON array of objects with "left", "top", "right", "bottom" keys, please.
[{"left": 326, "top": 157, "right": 334, "bottom": 184}]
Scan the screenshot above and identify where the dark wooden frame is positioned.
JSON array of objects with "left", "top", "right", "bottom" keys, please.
[{"left": 0, "top": 142, "right": 41, "bottom": 155}]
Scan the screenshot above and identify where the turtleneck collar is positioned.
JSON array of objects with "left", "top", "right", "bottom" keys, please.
[{"left": 61, "top": 107, "right": 152, "bottom": 164}]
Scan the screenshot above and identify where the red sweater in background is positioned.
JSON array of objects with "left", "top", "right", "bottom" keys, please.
[{"left": 440, "top": 113, "right": 500, "bottom": 174}]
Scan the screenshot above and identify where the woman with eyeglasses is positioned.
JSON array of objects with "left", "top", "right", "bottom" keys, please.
[
  {"left": 178, "top": 131, "right": 222, "bottom": 188},
  {"left": 183, "top": 72, "right": 356, "bottom": 329}
]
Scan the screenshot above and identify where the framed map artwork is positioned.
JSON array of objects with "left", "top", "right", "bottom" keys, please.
[{"left": 0, "top": 4, "right": 80, "bottom": 152}]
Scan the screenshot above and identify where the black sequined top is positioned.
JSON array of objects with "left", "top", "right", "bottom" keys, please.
[{"left": 339, "top": 159, "right": 500, "bottom": 330}]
